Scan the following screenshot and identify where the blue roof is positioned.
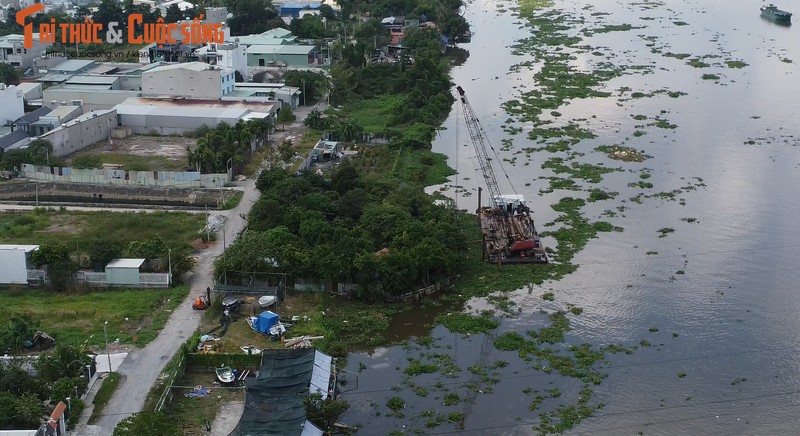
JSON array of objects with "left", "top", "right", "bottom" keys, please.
[{"left": 281, "top": 2, "right": 322, "bottom": 9}]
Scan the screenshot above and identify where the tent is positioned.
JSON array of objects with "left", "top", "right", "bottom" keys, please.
[{"left": 253, "top": 311, "right": 279, "bottom": 334}]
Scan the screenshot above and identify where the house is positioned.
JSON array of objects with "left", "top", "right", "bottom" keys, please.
[
  {"left": 38, "top": 59, "right": 97, "bottom": 84},
  {"left": 0, "top": 83, "right": 24, "bottom": 126},
  {"left": 195, "top": 40, "right": 248, "bottom": 80},
  {"left": 157, "top": 0, "right": 194, "bottom": 16},
  {"left": 233, "top": 29, "right": 297, "bottom": 46},
  {"left": 64, "top": 75, "right": 121, "bottom": 90},
  {"left": 14, "top": 82, "right": 43, "bottom": 103},
  {"left": 28, "top": 105, "right": 83, "bottom": 136},
  {"left": 141, "top": 61, "right": 236, "bottom": 99},
  {"left": 0, "top": 244, "right": 39, "bottom": 285},
  {"left": 246, "top": 44, "right": 327, "bottom": 68},
  {"left": 0, "top": 129, "right": 30, "bottom": 153},
  {"left": 0, "top": 33, "right": 50, "bottom": 69},
  {"left": 105, "top": 258, "right": 146, "bottom": 286},
  {"left": 310, "top": 140, "right": 339, "bottom": 162},
  {"left": 11, "top": 106, "right": 52, "bottom": 135},
  {"left": 228, "top": 82, "right": 301, "bottom": 109}
]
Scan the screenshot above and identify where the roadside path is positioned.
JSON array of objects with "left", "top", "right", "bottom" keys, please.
[
  {"left": 83, "top": 178, "right": 258, "bottom": 435},
  {"left": 80, "top": 103, "right": 322, "bottom": 435}
]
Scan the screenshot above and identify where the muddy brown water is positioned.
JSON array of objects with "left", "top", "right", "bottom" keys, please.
[{"left": 340, "top": 1, "right": 800, "bottom": 435}]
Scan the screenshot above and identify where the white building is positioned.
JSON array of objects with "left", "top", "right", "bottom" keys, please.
[
  {"left": 14, "top": 82, "right": 43, "bottom": 102},
  {"left": 0, "top": 83, "right": 24, "bottom": 126},
  {"left": 0, "top": 244, "right": 39, "bottom": 285},
  {"left": 228, "top": 82, "right": 301, "bottom": 109},
  {"left": 195, "top": 40, "right": 247, "bottom": 80},
  {"left": 38, "top": 109, "right": 117, "bottom": 157},
  {"left": 0, "top": 33, "right": 49, "bottom": 69},
  {"left": 115, "top": 96, "right": 275, "bottom": 135},
  {"left": 157, "top": 0, "right": 194, "bottom": 16},
  {"left": 141, "top": 62, "right": 235, "bottom": 99}
]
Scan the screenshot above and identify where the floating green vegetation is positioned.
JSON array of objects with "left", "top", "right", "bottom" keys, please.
[
  {"left": 632, "top": 114, "right": 648, "bottom": 121},
  {"left": 405, "top": 359, "right": 439, "bottom": 376},
  {"left": 629, "top": 181, "right": 653, "bottom": 189},
  {"left": 632, "top": 130, "right": 646, "bottom": 137},
  {"left": 443, "top": 392, "right": 460, "bottom": 406},
  {"left": 680, "top": 217, "right": 698, "bottom": 223},
  {"left": 677, "top": 371, "right": 687, "bottom": 378},
  {"left": 542, "top": 197, "right": 622, "bottom": 263},
  {"left": 672, "top": 21, "right": 689, "bottom": 26},
  {"left": 657, "top": 227, "right": 675, "bottom": 238},
  {"left": 587, "top": 189, "right": 618, "bottom": 202},
  {"left": 594, "top": 145, "right": 649, "bottom": 162},
  {"left": 542, "top": 158, "right": 621, "bottom": 183},
  {"left": 648, "top": 327, "right": 660, "bottom": 333},
  {"left": 687, "top": 58, "right": 710, "bottom": 68},
  {"left": 702, "top": 73, "right": 720, "bottom": 80},
  {"left": 663, "top": 52, "right": 691, "bottom": 60},
  {"left": 516, "top": 0, "right": 554, "bottom": 17},
  {"left": 436, "top": 312, "right": 499, "bottom": 334},
  {"left": 542, "top": 292, "right": 555, "bottom": 301},
  {"left": 652, "top": 118, "right": 677, "bottom": 129},
  {"left": 542, "top": 177, "right": 581, "bottom": 193},
  {"left": 725, "top": 60, "right": 749, "bottom": 69},
  {"left": 731, "top": 377, "right": 747, "bottom": 385},
  {"left": 781, "top": 58, "right": 793, "bottom": 64},
  {"left": 584, "top": 23, "right": 642, "bottom": 35}
]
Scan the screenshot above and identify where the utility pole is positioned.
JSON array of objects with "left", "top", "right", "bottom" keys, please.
[
  {"left": 103, "top": 321, "right": 112, "bottom": 373},
  {"left": 302, "top": 79, "right": 306, "bottom": 106},
  {"left": 205, "top": 204, "right": 210, "bottom": 242},
  {"left": 168, "top": 248, "right": 172, "bottom": 286}
]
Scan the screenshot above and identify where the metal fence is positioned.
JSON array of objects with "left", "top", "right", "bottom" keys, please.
[{"left": 74, "top": 271, "right": 171, "bottom": 288}]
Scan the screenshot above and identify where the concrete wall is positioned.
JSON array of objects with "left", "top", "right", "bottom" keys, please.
[
  {"left": 0, "top": 181, "right": 230, "bottom": 207},
  {"left": 118, "top": 112, "right": 243, "bottom": 135},
  {"left": 39, "top": 110, "right": 117, "bottom": 157},
  {"left": 20, "top": 163, "right": 231, "bottom": 189},
  {"left": 43, "top": 87, "right": 140, "bottom": 111},
  {"left": 0, "top": 84, "right": 24, "bottom": 126}
]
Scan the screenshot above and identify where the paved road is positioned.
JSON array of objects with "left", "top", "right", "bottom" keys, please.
[{"left": 79, "top": 106, "right": 322, "bottom": 435}]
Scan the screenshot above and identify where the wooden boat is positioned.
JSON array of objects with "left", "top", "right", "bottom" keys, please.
[
  {"left": 761, "top": 4, "right": 792, "bottom": 22},
  {"left": 215, "top": 366, "right": 235, "bottom": 384},
  {"left": 258, "top": 295, "right": 277, "bottom": 308}
]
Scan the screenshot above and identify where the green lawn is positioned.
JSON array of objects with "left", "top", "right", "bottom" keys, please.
[
  {"left": 88, "top": 372, "right": 121, "bottom": 424},
  {"left": 0, "top": 286, "right": 190, "bottom": 349},
  {"left": 0, "top": 209, "right": 205, "bottom": 254},
  {"left": 344, "top": 95, "right": 405, "bottom": 134}
]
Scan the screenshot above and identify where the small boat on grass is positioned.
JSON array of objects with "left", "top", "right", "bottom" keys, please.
[
  {"left": 258, "top": 295, "right": 277, "bottom": 308},
  {"left": 215, "top": 365, "right": 235, "bottom": 384},
  {"left": 761, "top": 4, "right": 792, "bottom": 22},
  {"left": 247, "top": 310, "right": 287, "bottom": 338}
]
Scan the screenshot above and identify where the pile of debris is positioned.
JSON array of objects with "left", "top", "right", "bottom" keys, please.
[
  {"left": 205, "top": 215, "right": 226, "bottom": 234},
  {"left": 283, "top": 336, "right": 324, "bottom": 349}
]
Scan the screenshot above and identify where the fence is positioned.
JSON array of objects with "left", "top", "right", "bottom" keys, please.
[
  {"left": 19, "top": 163, "right": 230, "bottom": 189},
  {"left": 385, "top": 276, "right": 455, "bottom": 303},
  {"left": 74, "top": 271, "right": 171, "bottom": 288}
]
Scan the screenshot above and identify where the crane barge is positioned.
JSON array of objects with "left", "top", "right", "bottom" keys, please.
[{"left": 456, "top": 86, "right": 548, "bottom": 265}]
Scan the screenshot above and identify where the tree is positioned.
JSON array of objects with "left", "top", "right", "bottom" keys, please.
[
  {"left": 113, "top": 411, "right": 180, "bottom": 436},
  {"left": 0, "top": 63, "right": 21, "bottom": 86},
  {"left": 88, "top": 241, "right": 123, "bottom": 272},
  {"left": 36, "top": 344, "right": 93, "bottom": 383},
  {"left": 164, "top": 3, "right": 183, "bottom": 23},
  {"left": 0, "top": 316, "right": 39, "bottom": 352},
  {"left": 276, "top": 107, "right": 297, "bottom": 130},
  {"left": 93, "top": 0, "right": 125, "bottom": 35},
  {"left": 27, "top": 139, "right": 57, "bottom": 166},
  {"left": 12, "top": 393, "right": 43, "bottom": 429},
  {"left": 30, "top": 244, "right": 77, "bottom": 291},
  {"left": 289, "top": 14, "right": 326, "bottom": 39},
  {"left": 74, "top": 5, "right": 92, "bottom": 21},
  {"left": 303, "top": 393, "right": 349, "bottom": 432},
  {"left": 304, "top": 109, "right": 328, "bottom": 130},
  {"left": 228, "top": 0, "right": 279, "bottom": 35}
]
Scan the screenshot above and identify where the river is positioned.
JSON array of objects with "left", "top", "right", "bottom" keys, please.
[{"left": 340, "top": 0, "right": 800, "bottom": 434}]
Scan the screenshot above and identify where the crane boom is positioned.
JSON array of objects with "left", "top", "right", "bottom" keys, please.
[{"left": 456, "top": 86, "right": 503, "bottom": 210}]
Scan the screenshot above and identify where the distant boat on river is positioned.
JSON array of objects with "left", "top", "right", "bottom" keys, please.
[{"left": 761, "top": 4, "right": 792, "bottom": 22}]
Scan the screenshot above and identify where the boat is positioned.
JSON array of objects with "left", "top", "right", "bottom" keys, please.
[
  {"left": 761, "top": 4, "right": 792, "bottom": 22},
  {"left": 215, "top": 365, "right": 235, "bottom": 384},
  {"left": 240, "top": 345, "right": 262, "bottom": 355},
  {"left": 258, "top": 295, "right": 277, "bottom": 308},
  {"left": 247, "top": 310, "right": 287, "bottom": 337}
]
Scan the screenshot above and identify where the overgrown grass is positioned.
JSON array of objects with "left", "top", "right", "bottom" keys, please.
[
  {"left": 0, "top": 209, "right": 205, "bottom": 255},
  {"left": 88, "top": 372, "right": 121, "bottom": 424},
  {"left": 350, "top": 145, "right": 455, "bottom": 187},
  {"left": 164, "top": 371, "right": 245, "bottom": 435},
  {"left": 66, "top": 152, "right": 183, "bottom": 172},
  {"left": 219, "top": 191, "right": 243, "bottom": 210},
  {"left": 0, "top": 286, "right": 189, "bottom": 348}
]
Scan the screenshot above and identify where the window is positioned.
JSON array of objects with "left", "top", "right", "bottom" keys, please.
[{"left": 259, "top": 59, "right": 265, "bottom": 66}]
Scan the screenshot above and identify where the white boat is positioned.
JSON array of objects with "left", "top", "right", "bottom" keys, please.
[
  {"left": 258, "top": 295, "right": 277, "bottom": 308},
  {"left": 215, "top": 366, "right": 235, "bottom": 384},
  {"left": 240, "top": 345, "right": 262, "bottom": 355}
]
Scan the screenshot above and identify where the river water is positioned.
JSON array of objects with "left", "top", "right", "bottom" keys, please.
[{"left": 340, "top": 0, "right": 800, "bottom": 434}]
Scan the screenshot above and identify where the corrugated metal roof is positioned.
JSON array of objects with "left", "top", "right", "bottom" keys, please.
[
  {"left": 51, "top": 59, "right": 96, "bottom": 73},
  {"left": 106, "top": 258, "right": 146, "bottom": 269},
  {"left": 14, "top": 107, "right": 52, "bottom": 124},
  {"left": 116, "top": 103, "right": 248, "bottom": 119},
  {"left": 119, "top": 97, "right": 275, "bottom": 112},
  {"left": 247, "top": 44, "right": 315, "bottom": 55},
  {"left": 66, "top": 75, "right": 120, "bottom": 85}
]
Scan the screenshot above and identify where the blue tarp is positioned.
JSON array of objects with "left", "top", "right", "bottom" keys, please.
[{"left": 253, "top": 311, "right": 279, "bottom": 334}]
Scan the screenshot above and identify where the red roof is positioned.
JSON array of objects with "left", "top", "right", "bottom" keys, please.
[{"left": 49, "top": 401, "right": 67, "bottom": 429}]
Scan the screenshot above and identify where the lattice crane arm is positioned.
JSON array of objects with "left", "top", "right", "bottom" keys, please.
[{"left": 456, "top": 86, "right": 503, "bottom": 210}]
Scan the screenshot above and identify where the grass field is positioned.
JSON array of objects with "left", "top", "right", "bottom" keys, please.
[
  {"left": 0, "top": 208, "right": 205, "bottom": 254},
  {"left": 0, "top": 286, "right": 190, "bottom": 349},
  {"left": 165, "top": 371, "right": 245, "bottom": 435},
  {"left": 88, "top": 372, "right": 121, "bottom": 424}
]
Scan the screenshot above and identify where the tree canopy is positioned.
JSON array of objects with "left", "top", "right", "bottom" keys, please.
[{"left": 113, "top": 411, "right": 180, "bottom": 436}]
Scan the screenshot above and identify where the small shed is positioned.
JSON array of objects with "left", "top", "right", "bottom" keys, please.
[
  {"left": 105, "top": 258, "right": 145, "bottom": 286},
  {"left": 0, "top": 244, "right": 39, "bottom": 284}
]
